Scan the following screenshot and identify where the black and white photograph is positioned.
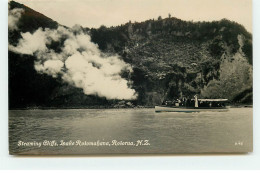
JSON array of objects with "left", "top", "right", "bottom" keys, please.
[{"left": 8, "top": 0, "right": 253, "bottom": 155}]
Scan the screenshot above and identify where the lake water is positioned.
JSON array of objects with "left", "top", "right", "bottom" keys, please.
[{"left": 9, "top": 108, "right": 253, "bottom": 155}]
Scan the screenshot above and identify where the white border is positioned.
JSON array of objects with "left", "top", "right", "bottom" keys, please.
[{"left": 1, "top": 0, "right": 260, "bottom": 170}]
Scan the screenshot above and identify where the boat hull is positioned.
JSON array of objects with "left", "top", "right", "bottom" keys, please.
[{"left": 155, "top": 106, "right": 229, "bottom": 112}]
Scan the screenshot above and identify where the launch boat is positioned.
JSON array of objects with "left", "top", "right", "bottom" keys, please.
[{"left": 155, "top": 98, "right": 229, "bottom": 113}]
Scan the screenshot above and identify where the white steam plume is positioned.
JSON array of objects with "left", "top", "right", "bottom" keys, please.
[
  {"left": 8, "top": 5, "right": 24, "bottom": 31},
  {"left": 9, "top": 25, "right": 137, "bottom": 100}
]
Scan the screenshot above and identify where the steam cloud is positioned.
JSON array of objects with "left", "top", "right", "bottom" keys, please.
[
  {"left": 8, "top": 6, "right": 24, "bottom": 31},
  {"left": 9, "top": 25, "right": 137, "bottom": 100}
]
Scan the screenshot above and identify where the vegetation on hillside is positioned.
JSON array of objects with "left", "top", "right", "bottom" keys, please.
[
  {"left": 89, "top": 17, "right": 252, "bottom": 105},
  {"left": 8, "top": 1, "right": 253, "bottom": 108}
]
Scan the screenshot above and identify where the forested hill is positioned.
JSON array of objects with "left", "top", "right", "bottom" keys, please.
[
  {"left": 8, "top": 1, "right": 253, "bottom": 109},
  {"left": 89, "top": 17, "right": 252, "bottom": 105}
]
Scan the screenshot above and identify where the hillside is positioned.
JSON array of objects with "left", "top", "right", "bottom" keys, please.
[
  {"left": 89, "top": 17, "right": 252, "bottom": 105},
  {"left": 8, "top": 1, "right": 253, "bottom": 109},
  {"left": 8, "top": 1, "right": 58, "bottom": 45}
]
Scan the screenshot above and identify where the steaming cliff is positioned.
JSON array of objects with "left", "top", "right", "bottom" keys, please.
[{"left": 8, "top": 1, "right": 252, "bottom": 109}]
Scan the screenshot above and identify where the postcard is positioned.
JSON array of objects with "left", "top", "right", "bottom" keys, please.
[{"left": 8, "top": 0, "right": 253, "bottom": 155}]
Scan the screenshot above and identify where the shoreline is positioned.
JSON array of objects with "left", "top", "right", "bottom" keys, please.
[
  {"left": 9, "top": 106, "right": 154, "bottom": 110},
  {"left": 9, "top": 104, "right": 252, "bottom": 110}
]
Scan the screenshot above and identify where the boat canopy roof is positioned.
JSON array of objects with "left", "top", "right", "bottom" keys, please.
[
  {"left": 190, "top": 98, "right": 228, "bottom": 102},
  {"left": 197, "top": 99, "right": 228, "bottom": 102}
]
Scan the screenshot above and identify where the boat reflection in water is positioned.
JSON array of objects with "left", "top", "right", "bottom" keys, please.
[{"left": 155, "top": 95, "right": 229, "bottom": 113}]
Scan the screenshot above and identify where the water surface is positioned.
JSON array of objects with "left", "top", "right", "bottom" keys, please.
[{"left": 9, "top": 108, "right": 253, "bottom": 154}]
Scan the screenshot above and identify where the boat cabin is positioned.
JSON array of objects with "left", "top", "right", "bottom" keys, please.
[{"left": 163, "top": 98, "right": 228, "bottom": 108}]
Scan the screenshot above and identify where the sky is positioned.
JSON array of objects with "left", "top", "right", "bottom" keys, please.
[{"left": 14, "top": 0, "right": 252, "bottom": 33}]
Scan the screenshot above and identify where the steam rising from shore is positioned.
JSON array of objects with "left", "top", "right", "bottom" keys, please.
[
  {"left": 9, "top": 24, "right": 137, "bottom": 100},
  {"left": 8, "top": 5, "right": 24, "bottom": 31}
]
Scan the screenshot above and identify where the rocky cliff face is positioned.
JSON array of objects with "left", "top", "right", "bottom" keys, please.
[
  {"left": 201, "top": 35, "right": 252, "bottom": 102},
  {"left": 8, "top": 1, "right": 252, "bottom": 108}
]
